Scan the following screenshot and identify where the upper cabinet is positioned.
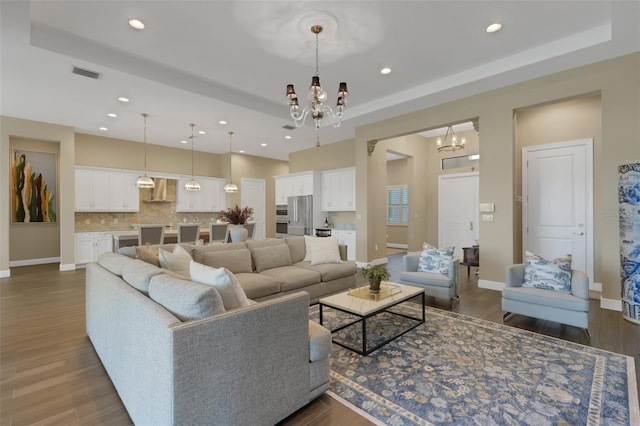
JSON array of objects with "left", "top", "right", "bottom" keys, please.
[
  {"left": 274, "top": 171, "right": 318, "bottom": 204},
  {"left": 76, "top": 168, "right": 139, "bottom": 212},
  {"left": 76, "top": 169, "right": 110, "bottom": 211},
  {"left": 176, "top": 177, "right": 227, "bottom": 212},
  {"left": 321, "top": 167, "right": 356, "bottom": 211}
]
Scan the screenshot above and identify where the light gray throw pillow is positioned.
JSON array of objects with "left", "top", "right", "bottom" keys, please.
[
  {"left": 189, "top": 261, "right": 252, "bottom": 310},
  {"left": 148, "top": 274, "right": 225, "bottom": 321}
]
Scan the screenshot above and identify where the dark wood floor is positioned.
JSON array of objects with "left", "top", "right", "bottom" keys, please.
[{"left": 1, "top": 252, "right": 638, "bottom": 425}]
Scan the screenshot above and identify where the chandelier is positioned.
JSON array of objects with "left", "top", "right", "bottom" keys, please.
[
  {"left": 285, "top": 24, "right": 348, "bottom": 142},
  {"left": 184, "top": 123, "right": 201, "bottom": 191},
  {"left": 436, "top": 126, "right": 466, "bottom": 153},
  {"left": 223, "top": 131, "right": 238, "bottom": 193},
  {"left": 135, "top": 113, "right": 155, "bottom": 188}
]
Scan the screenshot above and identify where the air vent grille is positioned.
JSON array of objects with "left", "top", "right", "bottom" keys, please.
[
  {"left": 72, "top": 66, "right": 101, "bottom": 80},
  {"left": 282, "top": 124, "right": 295, "bottom": 130}
]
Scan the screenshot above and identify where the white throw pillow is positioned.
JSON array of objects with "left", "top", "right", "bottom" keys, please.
[
  {"left": 158, "top": 245, "right": 192, "bottom": 277},
  {"left": 305, "top": 236, "right": 343, "bottom": 266},
  {"left": 303, "top": 235, "right": 314, "bottom": 261},
  {"left": 189, "top": 261, "right": 251, "bottom": 310},
  {"left": 417, "top": 242, "right": 454, "bottom": 276}
]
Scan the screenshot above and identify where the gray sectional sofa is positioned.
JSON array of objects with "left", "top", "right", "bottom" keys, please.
[{"left": 86, "top": 237, "right": 356, "bottom": 425}]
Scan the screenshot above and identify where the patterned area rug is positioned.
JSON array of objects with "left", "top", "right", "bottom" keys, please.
[{"left": 310, "top": 304, "right": 639, "bottom": 426}]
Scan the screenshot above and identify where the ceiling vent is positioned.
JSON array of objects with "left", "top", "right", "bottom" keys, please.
[
  {"left": 281, "top": 124, "right": 296, "bottom": 130},
  {"left": 72, "top": 66, "right": 101, "bottom": 80}
]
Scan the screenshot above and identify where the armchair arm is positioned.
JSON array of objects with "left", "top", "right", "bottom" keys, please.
[
  {"left": 571, "top": 269, "right": 589, "bottom": 300},
  {"left": 505, "top": 264, "right": 526, "bottom": 288},
  {"left": 403, "top": 254, "right": 420, "bottom": 272}
]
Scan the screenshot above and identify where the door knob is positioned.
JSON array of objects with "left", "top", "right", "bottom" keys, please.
[{"left": 572, "top": 231, "right": 585, "bottom": 236}]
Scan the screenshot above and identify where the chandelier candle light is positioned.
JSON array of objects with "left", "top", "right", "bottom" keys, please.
[
  {"left": 286, "top": 24, "right": 348, "bottom": 147},
  {"left": 224, "top": 131, "right": 238, "bottom": 193},
  {"left": 135, "top": 113, "right": 155, "bottom": 188},
  {"left": 436, "top": 125, "right": 466, "bottom": 153},
  {"left": 184, "top": 123, "right": 201, "bottom": 191}
]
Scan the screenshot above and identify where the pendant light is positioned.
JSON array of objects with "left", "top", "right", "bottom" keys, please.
[
  {"left": 184, "top": 123, "right": 201, "bottom": 191},
  {"left": 223, "top": 131, "right": 238, "bottom": 193},
  {"left": 135, "top": 113, "right": 155, "bottom": 188}
]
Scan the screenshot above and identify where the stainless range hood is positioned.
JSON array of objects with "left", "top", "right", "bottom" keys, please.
[{"left": 142, "top": 178, "right": 174, "bottom": 203}]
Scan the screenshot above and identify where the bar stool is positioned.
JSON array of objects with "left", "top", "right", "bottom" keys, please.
[
  {"left": 138, "top": 225, "right": 165, "bottom": 246},
  {"left": 177, "top": 224, "right": 200, "bottom": 244}
]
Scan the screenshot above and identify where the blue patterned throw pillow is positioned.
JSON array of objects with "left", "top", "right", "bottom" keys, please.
[
  {"left": 417, "top": 243, "right": 454, "bottom": 276},
  {"left": 522, "top": 251, "right": 572, "bottom": 293}
]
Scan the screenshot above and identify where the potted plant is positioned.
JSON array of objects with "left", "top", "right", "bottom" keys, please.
[
  {"left": 218, "top": 205, "right": 254, "bottom": 242},
  {"left": 361, "top": 264, "right": 391, "bottom": 294}
]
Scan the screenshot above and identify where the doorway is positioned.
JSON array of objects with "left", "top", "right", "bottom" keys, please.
[
  {"left": 522, "top": 139, "right": 594, "bottom": 285},
  {"left": 438, "top": 172, "right": 479, "bottom": 259},
  {"left": 241, "top": 178, "right": 266, "bottom": 240}
]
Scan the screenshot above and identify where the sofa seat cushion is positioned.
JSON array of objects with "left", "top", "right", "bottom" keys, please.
[
  {"left": 234, "top": 273, "right": 280, "bottom": 300},
  {"left": 503, "top": 286, "right": 588, "bottom": 312},
  {"left": 308, "top": 320, "right": 331, "bottom": 362},
  {"left": 294, "top": 261, "right": 357, "bottom": 282},
  {"left": 261, "top": 266, "right": 321, "bottom": 292},
  {"left": 123, "top": 259, "right": 164, "bottom": 294},
  {"left": 148, "top": 274, "right": 226, "bottom": 321},
  {"left": 399, "top": 271, "right": 452, "bottom": 288},
  {"left": 203, "top": 249, "right": 253, "bottom": 274}
]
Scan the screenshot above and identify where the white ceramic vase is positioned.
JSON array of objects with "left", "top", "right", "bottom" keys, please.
[
  {"left": 619, "top": 161, "right": 640, "bottom": 325},
  {"left": 229, "top": 224, "right": 248, "bottom": 243}
]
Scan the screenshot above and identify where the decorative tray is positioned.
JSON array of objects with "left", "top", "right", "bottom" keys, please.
[{"left": 348, "top": 282, "right": 401, "bottom": 301}]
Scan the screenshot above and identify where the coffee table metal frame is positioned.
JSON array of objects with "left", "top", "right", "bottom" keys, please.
[{"left": 319, "top": 284, "right": 425, "bottom": 356}]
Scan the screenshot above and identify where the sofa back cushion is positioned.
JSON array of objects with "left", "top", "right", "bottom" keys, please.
[
  {"left": 203, "top": 249, "right": 252, "bottom": 274},
  {"left": 285, "top": 236, "right": 306, "bottom": 263},
  {"left": 122, "top": 259, "right": 164, "bottom": 294},
  {"left": 251, "top": 244, "right": 292, "bottom": 273},
  {"left": 148, "top": 274, "right": 226, "bottom": 321},
  {"left": 192, "top": 242, "right": 247, "bottom": 264},
  {"left": 97, "top": 252, "right": 136, "bottom": 277}
]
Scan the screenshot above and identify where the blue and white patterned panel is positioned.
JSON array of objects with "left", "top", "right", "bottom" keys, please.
[
  {"left": 619, "top": 161, "right": 640, "bottom": 325},
  {"left": 417, "top": 242, "right": 454, "bottom": 275},
  {"left": 522, "top": 251, "right": 572, "bottom": 293}
]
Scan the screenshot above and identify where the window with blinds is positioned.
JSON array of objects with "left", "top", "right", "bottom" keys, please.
[{"left": 387, "top": 185, "right": 408, "bottom": 225}]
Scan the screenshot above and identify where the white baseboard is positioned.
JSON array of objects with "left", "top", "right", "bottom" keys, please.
[
  {"left": 9, "top": 257, "right": 60, "bottom": 267},
  {"left": 600, "top": 297, "right": 622, "bottom": 311},
  {"left": 59, "top": 263, "right": 76, "bottom": 272},
  {"left": 387, "top": 243, "right": 408, "bottom": 249},
  {"left": 360, "top": 257, "right": 388, "bottom": 267},
  {"left": 0, "top": 269, "right": 10, "bottom": 278},
  {"left": 590, "top": 281, "right": 603, "bottom": 292},
  {"left": 478, "top": 279, "right": 504, "bottom": 291}
]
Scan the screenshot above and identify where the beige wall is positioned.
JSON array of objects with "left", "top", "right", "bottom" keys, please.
[
  {"left": 514, "top": 94, "right": 602, "bottom": 264},
  {"left": 1, "top": 116, "right": 75, "bottom": 273},
  {"left": 352, "top": 53, "right": 639, "bottom": 303},
  {"left": 9, "top": 137, "right": 60, "bottom": 261},
  {"left": 288, "top": 138, "right": 355, "bottom": 173}
]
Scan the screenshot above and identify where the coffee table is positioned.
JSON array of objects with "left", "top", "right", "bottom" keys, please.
[{"left": 318, "top": 282, "right": 425, "bottom": 355}]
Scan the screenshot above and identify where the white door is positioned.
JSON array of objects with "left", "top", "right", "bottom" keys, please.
[
  {"left": 438, "top": 172, "right": 479, "bottom": 259},
  {"left": 522, "top": 139, "right": 593, "bottom": 284},
  {"left": 241, "top": 178, "right": 266, "bottom": 240}
]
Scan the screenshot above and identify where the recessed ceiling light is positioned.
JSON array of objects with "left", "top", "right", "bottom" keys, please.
[
  {"left": 117, "top": 97, "right": 130, "bottom": 103},
  {"left": 107, "top": 113, "right": 118, "bottom": 118},
  {"left": 486, "top": 23, "right": 502, "bottom": 33},
  {"left": 260, "top": 143, "right": 267, "bottom": 147},
  {"left": 99, "top": 126, "right": 108, "bottom": 131},
  {"left": 180, "top": 140, "right": 188, "bottom": 144},
  {"left": 128, "top": 19, "right": 145, "bottom": 30},
  {"left": 239, "top": 150, "right": 245, "bottom": 153},
  {"left": 198, "top": 130, "right": 206, "bottom": 135},
  {"left": 380, "top": 67, "right": 391, "bottom": 75},
  {"left": 218, "top": 120, "right": 227, "bottom": 125},
  {"left": 284, "top": 135, "right": 292, "bottom": 140}
]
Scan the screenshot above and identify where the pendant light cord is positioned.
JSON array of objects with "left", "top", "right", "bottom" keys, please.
[
  {"left": 228, "top": 131, "right": 234, "bottom": 183},
  {"left": 142, "top": 113, "right": 148, "bottom": 173},
  {"left": 190, "top": 123, "right": 195, "bottom": 178}
]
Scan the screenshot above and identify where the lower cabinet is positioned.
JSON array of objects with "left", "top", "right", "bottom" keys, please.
[
  {"left": 75, "top": 232, "right": 113, "bottom": 265},
  {"left": 333, "top": 230, "right": 356, "bottom": 261}
]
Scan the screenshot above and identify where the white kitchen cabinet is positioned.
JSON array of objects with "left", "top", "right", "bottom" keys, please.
[
  {"left": 274, "top": 171, "right": 318, "bottom": 204},
  {"left": 176, "top": 177, "right": 227, "bottom": 212},
  {"left": 333, "top": 229, "right": 356, "bottom": 261},
  {"left": 75, "top": 232, "right": 113, "bottom": 264},
  {"left": 108, "top": 172, "right": 140, "bottom": 212},
  {"left": 321, "top": 167, "right": 355, "bottom": 211},
  {"left": 75, "top": 169, "right": 110, "bottom": 211}
]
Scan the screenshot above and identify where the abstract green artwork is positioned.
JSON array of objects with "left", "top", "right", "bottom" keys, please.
[{"left": 11, "top": 150, "right": 57, "bottom": 223}]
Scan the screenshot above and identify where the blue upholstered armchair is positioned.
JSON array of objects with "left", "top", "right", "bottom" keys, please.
[
  {"left": 399, "top": 254, "right": 459, "bottom": 306},
  {"left": 502, "top": 264, "right": 590, "bottom": 338}
]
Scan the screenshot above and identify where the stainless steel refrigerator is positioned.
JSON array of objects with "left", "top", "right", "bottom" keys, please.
[{"left": 287, "top": 195, "right": 313, "bottom": 236}]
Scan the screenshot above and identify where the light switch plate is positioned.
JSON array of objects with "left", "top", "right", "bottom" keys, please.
[
  {"left": 479, "top": 203, "right": 495, "bottom": 213},
  {"left": 482, "top": 214, "right": 494, "bottom": 222}
]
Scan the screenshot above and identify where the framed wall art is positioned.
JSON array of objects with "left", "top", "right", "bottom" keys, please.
[{"left": 10, "top": 149, "right": 57, "bottom": 223}]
